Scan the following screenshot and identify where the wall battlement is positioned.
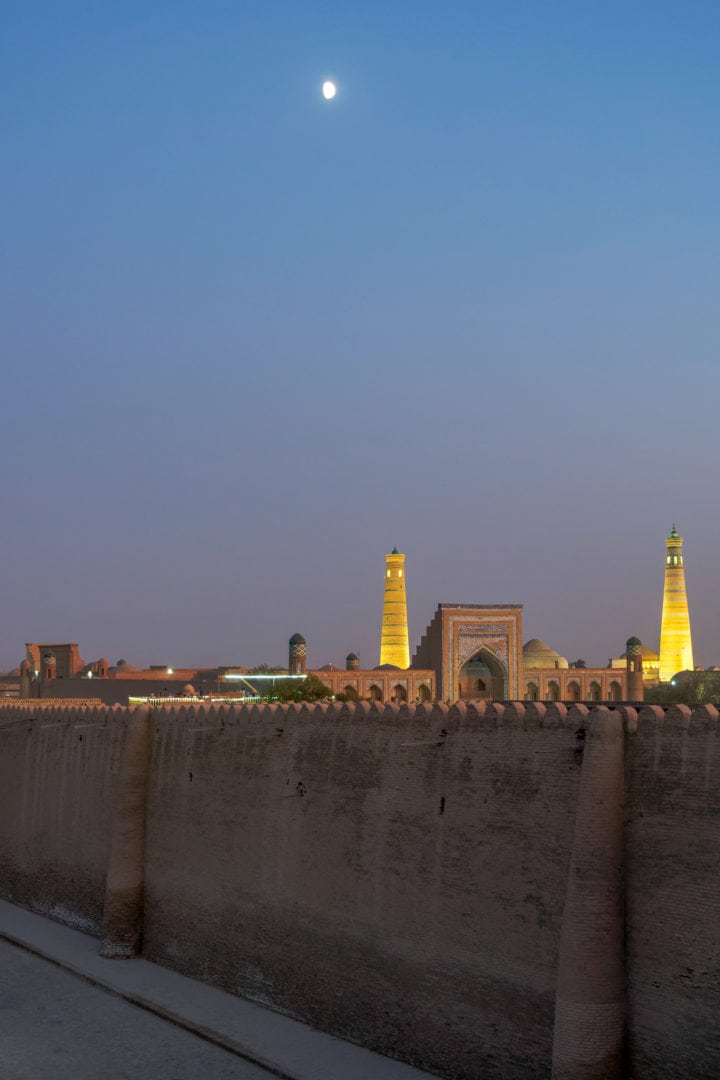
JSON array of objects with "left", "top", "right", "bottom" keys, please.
[
  {"left": 0, "top": 700, "right": 717, "bottom": 1079},
  {"left": 3, "top": 696, "right": 706, "bottom": 728}
]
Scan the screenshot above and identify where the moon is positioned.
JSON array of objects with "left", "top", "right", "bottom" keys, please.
[{"left": 322, "top": 81, "right": 337, "bottom": 100}]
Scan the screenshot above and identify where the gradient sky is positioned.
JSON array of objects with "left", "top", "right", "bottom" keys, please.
[{"left": 3, "top": 1, "right": 720, "bottom": 672}]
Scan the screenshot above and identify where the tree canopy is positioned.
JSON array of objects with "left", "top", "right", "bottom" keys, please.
[
  {"left": 645, "top": 671, "right": 720, "bottom": 705},
  {"left": 265, "top": 674, "right": 331, "bottom": 703}
]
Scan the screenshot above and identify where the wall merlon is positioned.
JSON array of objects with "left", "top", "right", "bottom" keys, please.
[
  {"left": 381, "top": 702, "right": 401, "bottom": 720},
  {"left": 486, "top": 702, "right": 505, "bottom": 723},
  {"left": 665, "top": 702, "right": 693, "bottom": 729},
  {"left": 429, "top": 701, "right": 449, "bottom": 722},
  {"left": 620, "top": 706, "right": 639, "bottom": 734},
  {"left": 524, "top": 701, "right": 547, "bottom": 724},
  {"left": 503, "top": 701, "right": 526, "bottom": 724},
  {"left": 566, "top": 704, "right": 590, "bottom": 729},
  {"left": 687, "top": 702, "right": 719, "bottom": 730},
  {"left": 463, "top": 699, "right": 487, "bottom": 720},
  {"left": 637, "top": 703, "right": 666, "bottom": 731}
]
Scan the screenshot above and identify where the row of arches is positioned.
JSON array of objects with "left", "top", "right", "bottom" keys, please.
[
  {"left": 339, "top": 683, "right": 432, "bottom": 704},
  {"left": 524, "top": 680, "right": 623, "bottom": 703}
]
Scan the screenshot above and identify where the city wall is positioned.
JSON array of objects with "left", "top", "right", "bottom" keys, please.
[
  {"left": 0, "top": 705, "right": 126, "bottom": 933},
  {"left": 0, "top": 700, "right": 717, "bottom": 1080}
]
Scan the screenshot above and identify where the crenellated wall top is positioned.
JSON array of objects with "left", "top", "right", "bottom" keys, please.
[{"left": 1, "top": 698, "right": 717, "bottom": 734}]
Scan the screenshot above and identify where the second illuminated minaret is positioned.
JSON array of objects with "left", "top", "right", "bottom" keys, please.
[
  {"left": 658, "top": 525, "right": 694, "bottom": 682},
  {"left": 379, "top": 547, "right": 410, "bottom": 669}
]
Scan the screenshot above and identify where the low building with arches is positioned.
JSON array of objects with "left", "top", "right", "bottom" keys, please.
[
  {"left": 306, "top": 665, "right": 435, "bottom": 704},
  {"left": 522, "top": 638, "right": 627, "bottom": 702},
  {"left": 523, "top": 670, "right": 625, "bottom": 703}
]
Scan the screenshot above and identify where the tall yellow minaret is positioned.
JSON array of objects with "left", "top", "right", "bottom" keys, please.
[
  {"left": 658, "top": 525, "right": 694, "bottom": 682},
  {"left": 379, "top": 547, "right": 410, "bottom": 668}
]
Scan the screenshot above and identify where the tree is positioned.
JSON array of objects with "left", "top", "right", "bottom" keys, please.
[
  {"left": 645, "top": 671, "right": 720, "bottom": 705},
  {"left": 266, "top": 674, "right": 331, "bottom": 703},
  {"left": 248, "top": 663, "right": 286, "bottom": 675},
  {"left": 570, "top": 659, "right": 587, "bottom": 669}
]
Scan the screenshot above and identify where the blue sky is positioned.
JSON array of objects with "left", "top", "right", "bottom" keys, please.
[{"left": 2, "top": 2, "right": 719, "bottom": 670}]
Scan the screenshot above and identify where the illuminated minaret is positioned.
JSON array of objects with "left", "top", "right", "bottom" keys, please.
[
  {"left": 658, "top": 525, "right": 694, "bottom": 682},
  {"left": 379, "top": 547, "right": 410, "bottom": 669}
]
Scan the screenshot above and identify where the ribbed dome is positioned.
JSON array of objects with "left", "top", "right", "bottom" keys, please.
[
  {"left": 289, "top": 633, "right": 306, "bottom": 645},
  {"left": 522, "top": 638, "right": 569, "bottom": 670}
]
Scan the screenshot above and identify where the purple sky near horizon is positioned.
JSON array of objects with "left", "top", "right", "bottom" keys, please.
[{"left": 3, "top": 1, "right": 720, "bottom": 673}]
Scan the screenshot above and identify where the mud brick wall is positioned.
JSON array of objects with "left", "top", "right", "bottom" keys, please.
[
  {"left": 1, "top": 699, "right": 718, "bottom": 1079},
  {"left": 143, "top": 700, "right": 582, "bottom": 1080},
  {"left": 0, "top": 706, "right": 126, "bottom": 932},
  {"left": 624, "top": 703, "right": 720, "bottom": 1080}
]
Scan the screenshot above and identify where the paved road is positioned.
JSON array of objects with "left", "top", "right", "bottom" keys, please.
[{"left": 0, "top": 938, "right": 275, "bottom": 1080}]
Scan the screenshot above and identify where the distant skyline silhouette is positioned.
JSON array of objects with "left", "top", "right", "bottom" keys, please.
[{"left": 3, "top": 3, "right": 719, "bottom": 670}]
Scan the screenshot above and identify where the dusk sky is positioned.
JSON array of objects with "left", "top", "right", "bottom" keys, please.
[{"left": 3, "top": 2, "right": 720, "bottom": 672}]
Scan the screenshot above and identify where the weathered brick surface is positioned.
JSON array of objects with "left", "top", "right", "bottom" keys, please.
[
  {"left": 0, "top": 706, "right": 125, "bottom": 932},
  {"left": 1, "top": 700, "right": 718, "bottom": 1079},
  {"left": 625, "top": 703, "right": 720, "bottom": 1078},
  {"left": 143, "top": 702, "right": 582, "bottom": 1079},
  {"left": 552, "top": 709, "right": 625, "bottom": 1080}
]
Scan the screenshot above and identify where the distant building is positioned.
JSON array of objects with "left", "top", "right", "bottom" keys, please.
[
  {"left": 610, "top": 642, "right": 660, "bottom": 687},
  {"left": 18, "top": 540, "right": 648, "bottom": 706},
  {"left": 522, "top": 639, "right": 626, "bottom": 702},
  {"left": 308, "top": 664, "right": 435, "bottom": 703},
  {"left": 413, "top": 603, "right": 523, "bottom": 700},
  {"left": 608, "top": 525, "right": 695, "bottom": 689},
  {"left": 21, "top": 644, "right": 206, "bottom": 704},
  {"left": 0, "top": 670, "right": 20, "bottom": 698}
]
